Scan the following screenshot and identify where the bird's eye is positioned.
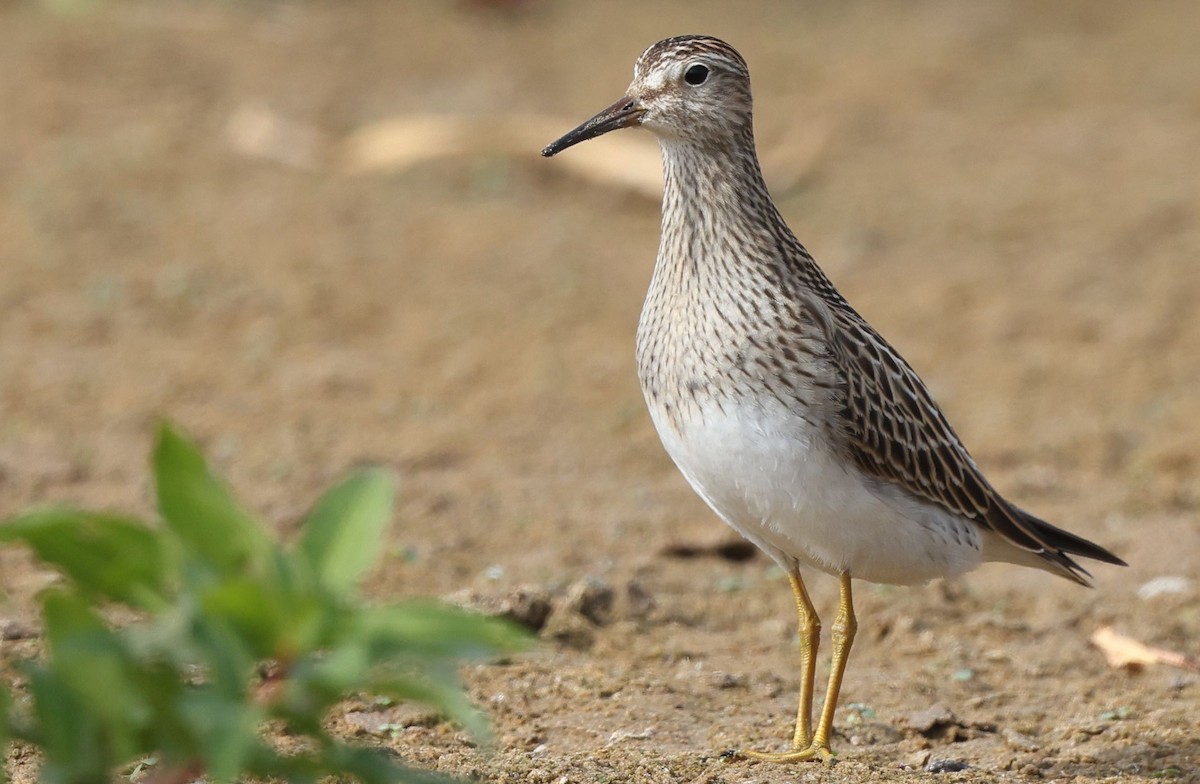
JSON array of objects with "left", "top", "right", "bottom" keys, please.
[{"left": 684, "top": 64, "right": 710, "bottom": 86}]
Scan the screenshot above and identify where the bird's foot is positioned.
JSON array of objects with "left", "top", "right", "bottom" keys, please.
[{"left": 738, "top": 742, "right": 836, "bottom": 765}]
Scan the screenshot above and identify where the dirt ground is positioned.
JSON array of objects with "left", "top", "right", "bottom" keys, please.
[{"left": 2, "top": 1, "right": 1199, "bottom": 782}]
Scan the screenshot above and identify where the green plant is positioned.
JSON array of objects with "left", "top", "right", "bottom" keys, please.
[{"left": 0, "top": 423, "right": 526, "bottom": 784}]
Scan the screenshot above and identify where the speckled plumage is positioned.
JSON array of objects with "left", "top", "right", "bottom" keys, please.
[{"left": 543, "top": 34, "right": 1124, "bottom": 763}]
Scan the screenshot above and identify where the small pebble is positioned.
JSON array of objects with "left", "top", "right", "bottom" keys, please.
[
  {"left": 711, "top": 671, "right": 747, "bottom": 689},
  {"left": 926, "top": 758, "right": 970, "bottom": 773},
  {"left": 1002, "top": 726, "right": 1041, "bottom": 752},
  {"left": 905, "top": 749, "right": 931, "bottom": 769},
  {"left": 906, "top": 703, "right": 956, "bottom": 733},
  {"left": 1137, "top": 576, "right": 1191, "bottom": 600},
  {"left": 563, "top": 576, "right": 615, "bottom": 626},
  {"left": 443, "top": 586, "right": 554, "bottom": 631}
]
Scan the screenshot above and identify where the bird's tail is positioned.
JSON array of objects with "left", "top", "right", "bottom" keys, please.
[{"left": 1012, "top": 507, "right": 1127, "bottom": 586}]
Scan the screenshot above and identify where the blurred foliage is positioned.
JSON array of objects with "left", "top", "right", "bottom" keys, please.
[
  {"left": 31, "top": 0, "right": 101, "bottom": 17},
  {"left": 0, "top": 423, "right": 527, "bottom": 784}
]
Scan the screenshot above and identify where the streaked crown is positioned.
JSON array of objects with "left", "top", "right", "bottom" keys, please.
[{"left": 629, "top": 35, "right": 754, "bottom": 145}]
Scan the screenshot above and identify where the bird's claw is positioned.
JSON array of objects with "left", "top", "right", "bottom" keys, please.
[{"left": 738, "top": 744, "right": 836, "bottom": 765}]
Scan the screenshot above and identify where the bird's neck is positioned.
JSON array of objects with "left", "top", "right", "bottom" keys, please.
[
  {"left": 654, "top": 131, "right": 785, "bottom": 286},
  {"left": 656, "top": 131, "right": 838, "bottom": 293},
  {"left": 638, "top": 132, "right": 783, "bottom": 409},
  {"left": 658, "top": 132, "right": 772, "bottom": 234}
]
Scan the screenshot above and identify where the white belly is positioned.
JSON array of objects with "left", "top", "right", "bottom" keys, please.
[{"left": 648, "top": 396, "right": 985, "bottom": 585}]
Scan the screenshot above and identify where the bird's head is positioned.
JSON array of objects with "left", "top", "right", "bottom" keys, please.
[{"left": 542, "top": 35, "right": 753, "bottom": 157}]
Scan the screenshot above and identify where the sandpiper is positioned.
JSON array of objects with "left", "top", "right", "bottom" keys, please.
[{"left": 542, "top": 35, "right": 1125, "bottom": 763}]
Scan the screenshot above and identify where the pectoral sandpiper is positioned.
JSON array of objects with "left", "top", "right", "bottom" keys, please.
[{"left": 542, "top": 35, "right": 1125, "bottom": 764}]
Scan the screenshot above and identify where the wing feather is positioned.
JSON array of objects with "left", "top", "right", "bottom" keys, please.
[{"left": 800, "top": 295, "right": 1070, "bottom": 562}]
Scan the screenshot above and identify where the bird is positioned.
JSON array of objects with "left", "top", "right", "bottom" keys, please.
[{"left": 541, "top": 35, "right": 1125, "bottom": 764}]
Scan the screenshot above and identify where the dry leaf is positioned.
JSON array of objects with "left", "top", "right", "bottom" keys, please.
[
  {"left": 1090, "top": 625, "right": 1200, "bottom": 673},
  {"left": 338, "top": 112, "right": 830, "bottom": 199},
  {"left": 339, "top": 113, "right": 662, "bottom": 197},
  {"left": 339, "top": 115, "right": 472, "bottom": 174},
  {"left": 1137, "top": 575, "right": 1192, "bottom": 600},
  {"left": 226, "top": 104, "right": 324, "bottom": 170}
]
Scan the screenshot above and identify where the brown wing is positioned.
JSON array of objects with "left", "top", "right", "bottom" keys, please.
[{"left": 805, "top": 296, "right": 1109, "bottom": 582}]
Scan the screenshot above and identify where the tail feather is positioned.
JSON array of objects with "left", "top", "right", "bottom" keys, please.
[{"left": 1013, "top": 507, "right": 1127, "bottom": 586}]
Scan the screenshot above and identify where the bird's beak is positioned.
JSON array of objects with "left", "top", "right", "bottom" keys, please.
[{"left": 541, "top": 96, "right": 645, "bottom": 157}]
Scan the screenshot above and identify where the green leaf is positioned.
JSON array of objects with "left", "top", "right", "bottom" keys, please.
[
  {"left": 185, "top": 611, "right": 257, "bottom": 701},
  {"left": 124, "top": 660, "right": 195, "bottom": 765},
  {"left": 294, "top": 638, "right": 369, "bottom": 698},
  {"left": 0, "top": 510, "right": 172, "bottom": 610},
  {"left": 297, "top": 468, "right": 394, "bottom": 594},
  {"left": 177, "top": 690, "right": 263, "bottom": 783},
  {"left": 258, "top": 547, "right": 327, "bottom": 656},
  {"left": 41, "top": 591, "right": 148, "bottom": 762},
  {"left": 357, "top": 601, "right": 529, "bottom": 661},
  {"left": 198, "top": 578, "right": 287, "bottom": 660},
  {"left": 195, "top": 547, "right": 327, "bottom": 662},
  {"left": 5, "top": 424, "right": 516, "bottom": 784},
  {"left": 153, "top": 423, "right": 268, "bottom": 575},
  {"left": 274, "top": 640, "right": 372, "bottom": 735},
  {"left": 375, "top": 671, "right": 489, "bottom": 741},
  {"left": 25, "top": 665, "right": 108, "bottom": 784},
  {"left": 240, "top": 744, "right": 322, "bottom": 784}
]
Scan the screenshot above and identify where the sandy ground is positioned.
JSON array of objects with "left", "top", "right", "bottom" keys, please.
[{"left": 2, "top": 1, "right": 1199, "bottom": 782}]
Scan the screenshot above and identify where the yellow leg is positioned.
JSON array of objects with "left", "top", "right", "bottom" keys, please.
[
  {"left": 741, "top": 571, "right": 856, "bottom": 765},
  {"left": 811, "top": 572, "right": 856, "bottom": 754},
  {"left": 788, "top": 569, "right": 820, "bottom": 749}
]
